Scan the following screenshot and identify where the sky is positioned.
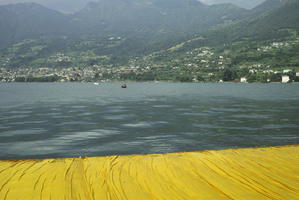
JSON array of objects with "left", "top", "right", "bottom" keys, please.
[
  {"left": 200, "top": 0, "right": 266, "bottom": 9},
  {"left": 0, "top": 0, "right": 267, "bottom": 13}
]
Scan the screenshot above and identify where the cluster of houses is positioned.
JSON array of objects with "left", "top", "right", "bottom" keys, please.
[
  {"left": 1, "top": 66, "right": 298, "bottom": 83},
  {"left": 239, "top": 69, "right": 299, "bottom": 83},
  {"left": 0, "top": 65, "right": 155, "bottom": 82},
  {"left": 0, "top": 67, "right": 103, "bottom": 82}
]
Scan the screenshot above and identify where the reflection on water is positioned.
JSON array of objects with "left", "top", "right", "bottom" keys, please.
[{"left": 0, "top": 82, "right": 299, "bottom": 160}]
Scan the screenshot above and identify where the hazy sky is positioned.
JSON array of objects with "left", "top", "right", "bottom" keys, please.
[
  {"left": 200, "top": 0, "right": 266, "bottom": 9},
  {"left": 0, "top": 0, "right": 267, "bottom": 12}
]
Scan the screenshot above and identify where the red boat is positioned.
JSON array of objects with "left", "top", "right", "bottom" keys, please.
[{"left": 121, "top": 84, "right": 127, "bottom": 88}]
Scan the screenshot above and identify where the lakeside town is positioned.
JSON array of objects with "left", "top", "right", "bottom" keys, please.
[
  {"left": 1, "top": 38, "right": 299, "bottom": 83},
  {"left": 1, "top": 35, "right": 299, "bottom": 83},
  {"left": 0, "top": 66, "right": 299, "bottom": 83}
]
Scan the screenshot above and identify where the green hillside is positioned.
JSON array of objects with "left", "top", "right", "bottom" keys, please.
[
  {"left": 0, "top": 3, "right": 73, "bottom": 48},
  {"left": 121, "top": 0, "right": 299, "bottom": 81},
  {"left": 0, "top": 0, "right": 250, "bottom": 68},
  {"left": 0, "top": 0, "right": 298, "bottom": 83},
  {"left": 0, "top": 0, "right": 247, "bottom": 49}
]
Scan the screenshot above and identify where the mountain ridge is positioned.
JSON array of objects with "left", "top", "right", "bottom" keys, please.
[
  {"left": 0, "top": 3, "right": 73, "bottom": 48},
  {"left": 0, "top": 0, "right": 298, "bottom": 70},
  {"left": 0, "top": 0, "right": 247, "bottom": 48}
]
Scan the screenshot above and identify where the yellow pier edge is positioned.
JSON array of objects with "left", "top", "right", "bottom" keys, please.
[{"left": 1, "top": 145, "right": 299, "bottom": 200}]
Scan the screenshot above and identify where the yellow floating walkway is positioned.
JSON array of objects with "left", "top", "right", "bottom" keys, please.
[{"left": 1, "top": 145, "right": 299, "bottom": 200}]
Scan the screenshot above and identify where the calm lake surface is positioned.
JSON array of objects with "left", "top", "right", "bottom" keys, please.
[{"left": 0, "top": 82, "right": 298, "bottom": 160}]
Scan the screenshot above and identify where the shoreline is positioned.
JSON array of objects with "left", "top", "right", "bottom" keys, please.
[
  {"left": 1, "top": 80, "right": 299, "bottom": 84},
  {"left": 1, "top": 144, "right": 298, "bottom": 162}
]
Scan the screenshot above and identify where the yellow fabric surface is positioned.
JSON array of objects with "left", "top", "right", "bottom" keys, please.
[{"left": 0, "top": 145, "right": 299, "bottom": 200}]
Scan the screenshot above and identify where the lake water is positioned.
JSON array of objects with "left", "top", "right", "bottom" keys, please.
[{"left": 0, "top": 82, "right": 298, "bottom": 160}]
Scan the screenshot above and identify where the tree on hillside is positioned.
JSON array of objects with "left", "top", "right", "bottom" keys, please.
[{"left": 221, "top": 69, "right": 237, "bottom": 81}]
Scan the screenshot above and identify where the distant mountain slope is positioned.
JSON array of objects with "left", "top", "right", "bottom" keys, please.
[
  {"left": 136, "top": 0, "right": 299, "bottom": 68},
  {"left": 248, "top": 0, "right": 299, "bottom": 38},
  {"left": 200, "top": 0, "right": 299, "bottom": 45},
  {"left": 0, "top": 3, "right": 72, "bottom": 48},
  {"left": 0, "top": 0, "right": 91, "bottom": 13},
  {"left": 0, "top": 0, "right": 247, "bottom": 49},
  {"left": 250, "top": 0, "right": 287, "bottom": 16},
  {"left": 74, "top": 0, "right": 247, "bottom": 40},
  {"left": 1, "top": 0, "right": 297, "bottom": 68}
]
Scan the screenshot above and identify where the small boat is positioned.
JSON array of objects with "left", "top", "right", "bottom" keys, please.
[
  {"left": 94, "top": 82, "right": 100, "bottom": 86},
  {"left": 121, "top": 84, "right": 127, "bottom": 88}
]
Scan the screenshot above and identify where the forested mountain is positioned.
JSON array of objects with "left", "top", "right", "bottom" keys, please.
[
  {"left": 204, "top": 0, "right": 299, "bottom": 44},
  {"left": 0, "top": 0, "right": 298, "bottom": 70},
  {"left": 0, "top": 0, "right": 250, "bottom": 67},
  {"left": 0, "top": 0, "right": 91, "bottom": 13},
  {"left": 73, "top": 0, "right": 247, "bottom": 40},
  {"left": 0, "top": 0, "right": 266, "bottom": 11},
  {"left": 0, "top": 3, "right": 73, "bottom": 48},
  {"left": 0, "top": 0, "right": 247, "bottom": 48},
  {"left": 129, "top": 0, "right": 299, "bottom": 82},
  {"left": 169, "top": 0, "right": 298, "bottom": 50},
  {"left": 250, "top": 0, "right": 287, "bottom": 15}
]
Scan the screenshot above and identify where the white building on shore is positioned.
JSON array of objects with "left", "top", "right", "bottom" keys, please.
[
  {"left": 283, "top": 69, "right": 292, "bottom": 74},
  {"left": 282, "top": 75, "right": 290, "bottom": 83},
  {"left": 240, "top": 77, "right": 247, "bottom": 83}
]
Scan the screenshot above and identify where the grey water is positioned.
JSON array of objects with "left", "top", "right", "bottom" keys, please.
[{"left": 0, "top": 82, "right": 298, "bottom": 160}]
